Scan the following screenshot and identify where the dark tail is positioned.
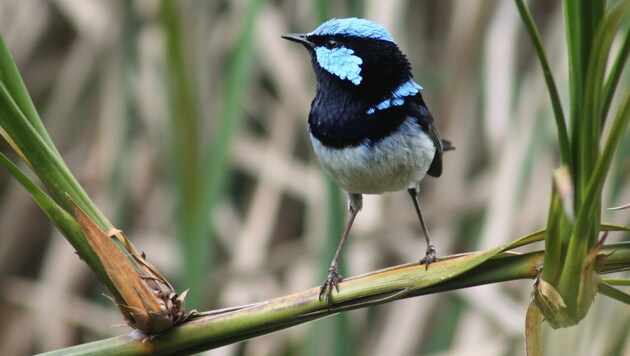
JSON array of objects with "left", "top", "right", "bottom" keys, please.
[{"left": 441, "top": 139, "right": 455, "bottom": 152}]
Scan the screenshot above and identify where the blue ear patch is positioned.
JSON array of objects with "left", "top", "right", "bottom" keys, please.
[
  {"left": 309, "top": 18, "right": 396, "bottom": 43},
  {"left": 315, "top": 46, "right": 363, "bottom": 85},
  {"left": 367, "top": 80, "right": 422, "bottom": 114}
]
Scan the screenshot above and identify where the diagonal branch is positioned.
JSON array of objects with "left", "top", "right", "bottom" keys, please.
[{"left": 41, "top": 240, "right": 630, "bottom": 356}]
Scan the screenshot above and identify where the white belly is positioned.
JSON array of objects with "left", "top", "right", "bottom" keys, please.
[{"left": 311, "top": 119, "right": 436, "bottom": 194}]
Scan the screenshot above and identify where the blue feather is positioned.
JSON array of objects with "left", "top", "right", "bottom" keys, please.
[
  {"left": 367, "top": 80, "right": 422, "bottom": 114},
  {"left": 314, "top": 46, "right": 363, "bottom": 85},
  {"left": 309, "top": 18, "right": 396, "bottom": 43}
]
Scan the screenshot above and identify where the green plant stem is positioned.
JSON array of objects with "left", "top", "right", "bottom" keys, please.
[
  {"left": 0, "top": 153, "right": 85, "bottom": 257},
  {"left": 159, "top": 0, "right": 206, "bottom": 307},
  {"left": 601, "top": 21, "right": 630, "bottom": 126},
  {"left": 558, "top": 86, "right": 630, "bottom": 301},
  {"left": 514, "top": 0, "right": 571, "bottom": 170},
  {"left": 40, "top": 241, "right": 630, "bottom": 356},
  {"left": 601, "top": 1, "right": 630, "bottom": 127},
  {"left": 0, "top": 81, "right": 108, "bottom": 227},
  {"left": 0, "top": 31, "right": 121, "bottom": 298},
  {"left": 599, "top": 282, "right": 630, "bottom": 305}
]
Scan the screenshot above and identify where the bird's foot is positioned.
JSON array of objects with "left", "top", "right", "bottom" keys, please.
[
  {"left": 419, "top": 245, "right": 438, "bottom": 270},
  {"left": 319, "top": 266, "right": 342, "bottom": 305}
]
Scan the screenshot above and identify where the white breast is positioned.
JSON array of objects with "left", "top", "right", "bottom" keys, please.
[{"left": 310, "top": 118, "right": 436, "bottom": 195}]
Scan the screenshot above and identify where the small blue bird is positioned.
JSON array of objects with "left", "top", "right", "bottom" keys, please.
[{"left": 282, "top": 18, "right": 451, "bottom": 304}]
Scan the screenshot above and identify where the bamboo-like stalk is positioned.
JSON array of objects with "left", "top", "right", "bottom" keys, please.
[{"left": 39, "top": 241, "right": 630, "bottom": 356}]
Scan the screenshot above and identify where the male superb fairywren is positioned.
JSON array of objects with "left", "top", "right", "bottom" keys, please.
[{"left": 282, "top": 18, "right": 452, "bottom": 304}]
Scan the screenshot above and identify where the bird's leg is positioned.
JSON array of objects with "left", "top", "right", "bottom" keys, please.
[
  {"left": 319, "top": 193, "right": 362, "bottom": 304},
  {"left": 408, "top": 188, "right": 437, "bottom": 269}
]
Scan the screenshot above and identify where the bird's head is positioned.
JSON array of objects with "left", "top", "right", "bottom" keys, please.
[{"left": 282, "top": 18, "right": 413, "bottom": 100}]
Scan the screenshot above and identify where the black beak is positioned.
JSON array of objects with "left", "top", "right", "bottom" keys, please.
[{"left": 281, "top": 33, "right": 315, "bottom": 48}]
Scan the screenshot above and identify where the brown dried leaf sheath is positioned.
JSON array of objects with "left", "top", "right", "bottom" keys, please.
[{"left": 71, "top": 200, "right": 192, "bottom": 334}]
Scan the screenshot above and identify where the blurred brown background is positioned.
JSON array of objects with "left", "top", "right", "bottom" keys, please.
[{"left": 0, "top": 0, "right": 629, "bottom": 355}]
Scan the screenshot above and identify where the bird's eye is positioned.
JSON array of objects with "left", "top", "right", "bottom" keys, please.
[{"left": 325, "top": 39, "right": 340, "bottom": 49}]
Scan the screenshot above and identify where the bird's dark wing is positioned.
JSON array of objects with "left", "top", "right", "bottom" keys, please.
[{"left": 409, "top": 94, "right": 443, "bottom": 178}]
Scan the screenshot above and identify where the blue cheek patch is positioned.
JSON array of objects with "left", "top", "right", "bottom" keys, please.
[
  {"left": 315, "top": 46, "right": 363, "bottom": 85},
  {"left": 367, "top": 80, "right": 422, "bottom": 114}
]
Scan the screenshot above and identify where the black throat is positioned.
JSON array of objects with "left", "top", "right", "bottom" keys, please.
[
  {"left": 306, "top": 37, "right": 416, "bottom": 149},
  {"left": 308, "top": 63, "right": 414, "bottom": 149}
]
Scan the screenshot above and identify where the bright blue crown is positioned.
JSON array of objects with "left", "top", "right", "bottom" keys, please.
[{"left": 309, "top": 18, "right": 396, "bottom": 43}]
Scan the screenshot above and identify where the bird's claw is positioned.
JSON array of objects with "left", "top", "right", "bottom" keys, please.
[
  {"left": 319, "top": 266, "right": 342, "bottom": 305},
  {"left": 419, "top": 245, "right": 437, "bottom": 270}
]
